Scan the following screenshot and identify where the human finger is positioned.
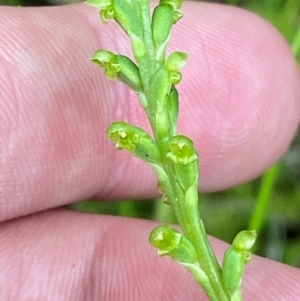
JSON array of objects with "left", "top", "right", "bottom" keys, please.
[
  {"left": 0, "top": 3, "right": 299, "bottom": 221},
  {"left": 1, "top": 209, "right": 299, "bottom": 300}
]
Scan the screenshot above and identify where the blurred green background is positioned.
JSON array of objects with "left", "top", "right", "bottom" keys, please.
[{"left": 1, "top": 0, "right": 299, "bottom": 267}]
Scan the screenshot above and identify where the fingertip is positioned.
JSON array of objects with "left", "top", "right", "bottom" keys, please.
[{"left": 174, "top": 3, "right": 300, "bottom": 191}]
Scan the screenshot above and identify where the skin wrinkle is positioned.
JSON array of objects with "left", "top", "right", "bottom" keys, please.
[
  {"left": 0, "top": 60, "right": 34, "bottom": 133},
  {"left": 0, "top": 67, "right": 18, "bottom": 134},
  {"left": 90, "top": 214, "right": 203, "bottom": 301},
  {"left": 3, "top": 219, "right": 43, "bottom": 300},
  {"left": 0, "top": 7, "right": 105, "bottom": 216},
  {"left": 2, "top": 211, "right": 87, "bottom": 301},
  {"left": 177, "top": 5, "right": 297, "bottom": 190},
  {"left": 90, "top": 217, "right": 122, "bottom": 299},
  {"left": 0, "top": 209, "right": 299, "bottom": 300}
]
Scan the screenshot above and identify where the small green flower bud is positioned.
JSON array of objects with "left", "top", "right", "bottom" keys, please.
[
  {"left": 166, "top": 86, "right": 179, "bottom": 134},
  {"left": 107, "top": 122, "right": 161, "bottom": 164},
  {"left": 166, "top": 135, "right": 197, "bottom": 165},
  {"left": 90, "top": 50, "right": 120, "bottom": 79},
  {"left": 152, "top": 4, "right": 174, "bottom": 61},
  {"left": 165, "top": 51, "right": 188, "bottom": 72},
  {"left": 222, "top": 247, "right": 245, "bottom": 297},
  {"left": 116, "top": 55, "right": 143, "bottom": 92},
  {"left": 149, "top": 224, "right": 179, "bottom": 252},
  {"left": 232, "top": 230, "right": 257, "bottom": 253},
  {"left": 222, "top": 230, "right": 256, "bottom": 297},
  {"left": 151, "top": 70, "right": 173, "bottom": 141},
  {"left": 149, "top": 225, "right": 197, "bottom": 264},
  {"left": 91, "top": 51, "right": 143, "bottom": 91},
  {"left": 107, "top": 122, "right": 136, "bottom": 152},
  {"left": 164, "top": 52, "right": 188, "bottom": 85},
  {"left": 166, "top": 136, "right": 199, "bottom": 191},
  {"left": 150, "top": 67, "right": 171, "bottom": 107},
  {"left": 90, "top": 49, "right": 115, "bottom": 67}
]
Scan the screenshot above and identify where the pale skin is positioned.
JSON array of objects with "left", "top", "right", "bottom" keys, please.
[{"left": 0, "top": 2, "right": 300, "bottom": 300}]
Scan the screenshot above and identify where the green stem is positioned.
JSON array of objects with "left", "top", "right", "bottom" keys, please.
[
  {"left": 132, "top": 10, "right": 231, "bottom": 299},
  {"left": 148, "top": 107, "right": 230, "bottom": 299},
  {"left": 249, "top": 163, "right": 280, "bottom": 234},
  {"left": 138, "top": 0, "right": 156, "bottom": 62},
  {"left": 291, "top": 25, "right": 300, "bottom": 56},
  {"left": 130, "top": 0, "right": 158, "bottom": 97}
]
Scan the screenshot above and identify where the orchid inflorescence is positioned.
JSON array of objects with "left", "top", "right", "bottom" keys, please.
[{"left": 86, "top": 0, "right": 256, "bottom": 300}]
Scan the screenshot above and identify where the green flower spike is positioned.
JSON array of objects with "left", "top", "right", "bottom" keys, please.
[
  {"left": 87, "top": 1, "right": 255, "bottom": 300},
  {"left": 107, "top": 122, "right": 161, "bottom": 164},
  {"left": 222, "top": 230, "right": 257, "bottom": 300}
]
